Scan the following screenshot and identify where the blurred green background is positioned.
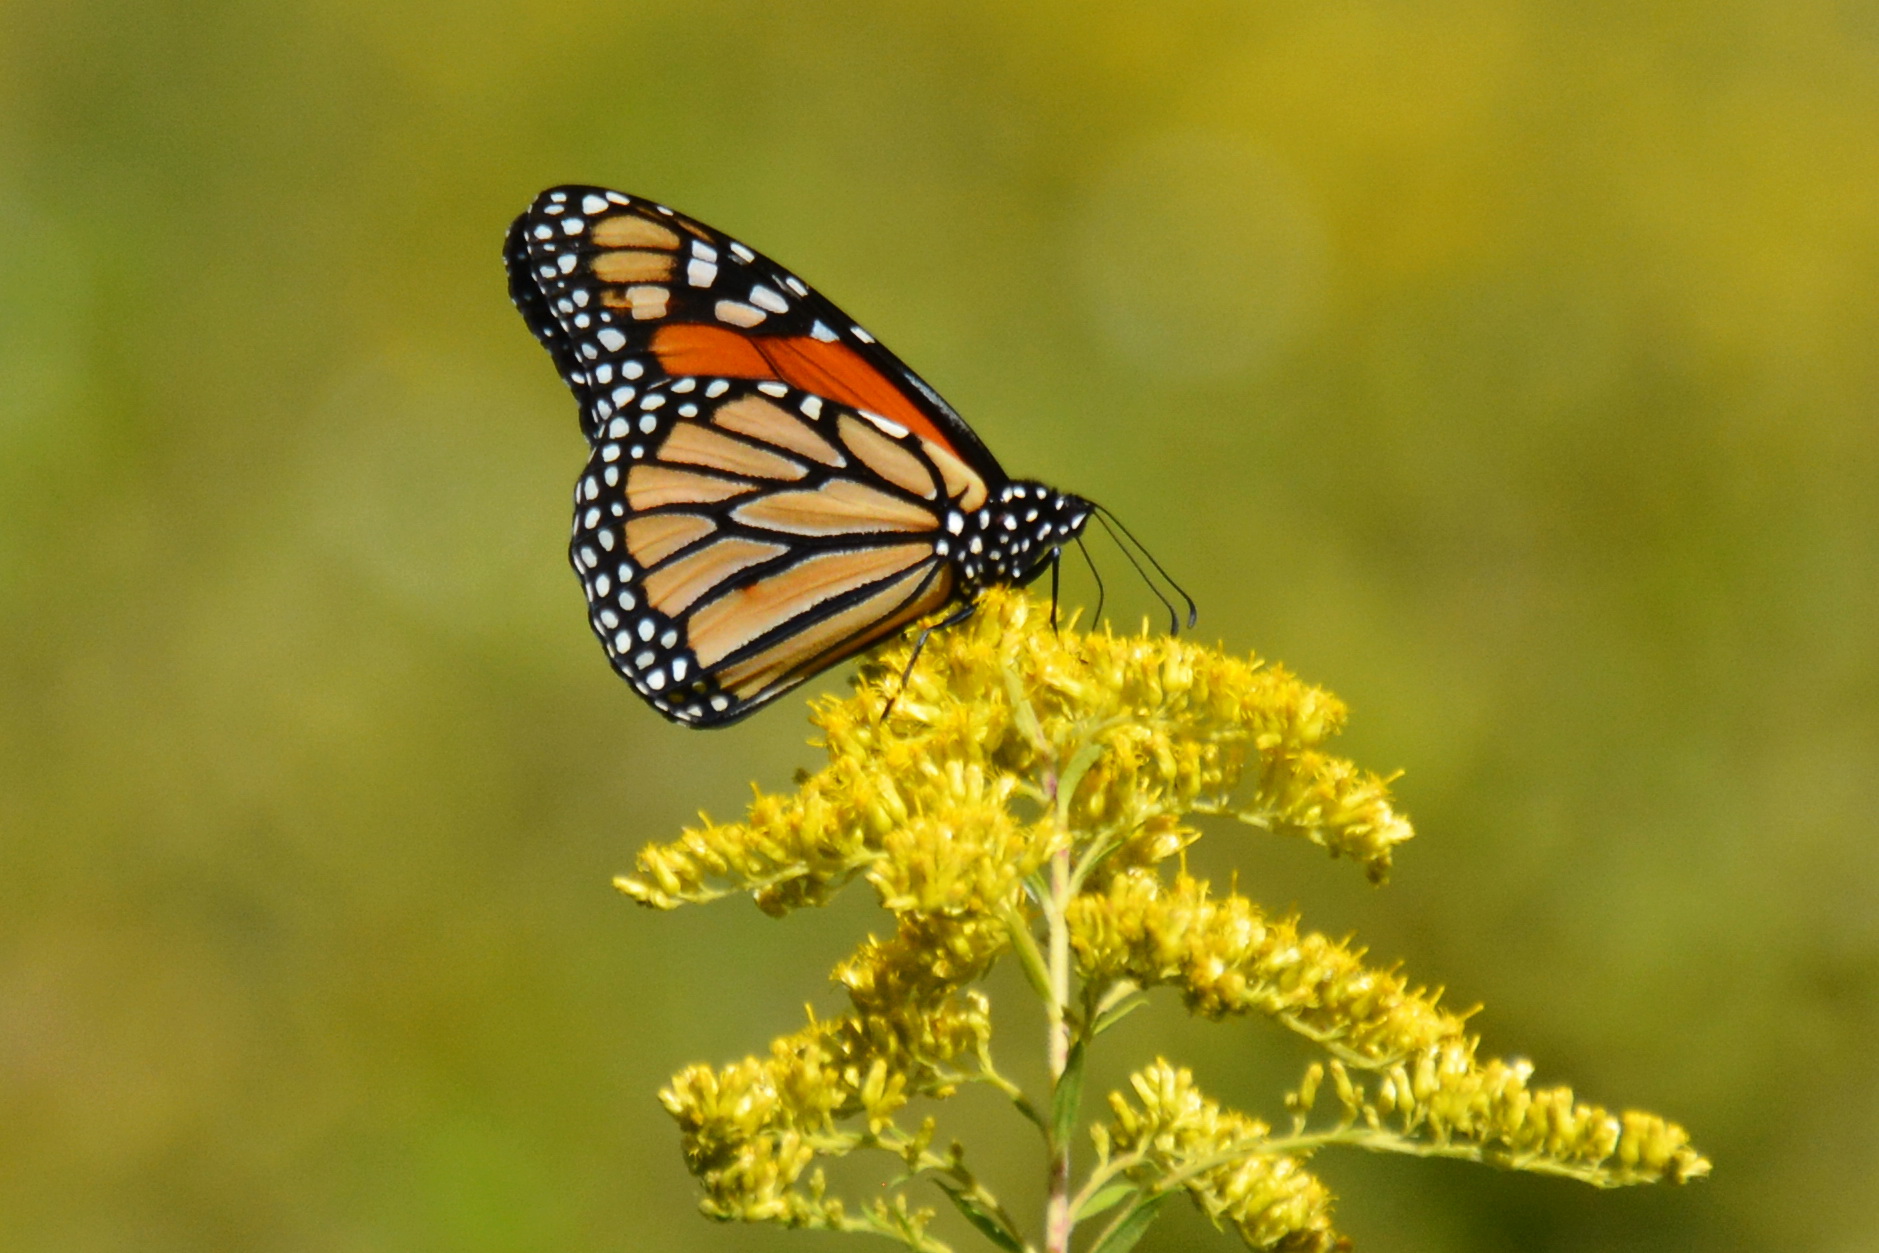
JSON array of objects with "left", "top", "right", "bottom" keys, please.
[{"left": 3, "top": 2, "right": 1875, "bottom": 1250}]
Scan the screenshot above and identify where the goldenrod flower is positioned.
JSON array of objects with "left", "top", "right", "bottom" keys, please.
[
  {"left": 618, "top": 588, "right": 1708, "bottom": 1252},
  {"left": 1107, "top": 1060, "right": 1339, "bottom": 1253}
]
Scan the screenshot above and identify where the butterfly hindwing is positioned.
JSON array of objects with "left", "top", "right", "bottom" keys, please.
[{"left": 568, "top": 376, "right": 969, "bottom": 725}]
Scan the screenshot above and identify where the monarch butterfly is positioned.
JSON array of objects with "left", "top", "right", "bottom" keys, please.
[{"left": 505, "top": 186, "right": 1181, "bottom": 727}]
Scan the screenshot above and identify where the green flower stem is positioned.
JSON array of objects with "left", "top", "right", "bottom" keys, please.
[
  {"left": 876, "top": 1131, "right": 1031, "bottom": 1252},
  {"left": 1002, "top": 901, "right": 1053, "bottom": 1006},
  {"left": 1065, "top": 1150, "right": 1150, "bottom": 1223},
  {"left": 1044, "top": 840, "right": 1075, "bottom": 1253}
]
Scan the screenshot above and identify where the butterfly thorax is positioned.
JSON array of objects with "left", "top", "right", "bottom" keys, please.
[{"left": 941, "top": 480, "right": 1092, "bottom": 593}]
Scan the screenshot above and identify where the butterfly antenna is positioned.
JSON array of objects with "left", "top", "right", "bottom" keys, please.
[
  {"left": 1094, "top": 513, "right": 1180, "bottom": 634},
  {"left": 1094, "top": 504, "right": 1198, "bottom": 631},
  {"left": 882, "top": 600, "right": 978, "bottom": 721},
  {"left": 1075, "top": 535, "right": 1107, "bottom": 628}
]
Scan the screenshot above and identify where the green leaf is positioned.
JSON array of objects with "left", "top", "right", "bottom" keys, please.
[
  {"left": 1056, "top": 742, "right": 1108, "bottom": 817},
  {"left": 1051, "top": 1039, "right": 1087, "bottom": 1150},
  {"left": 1074, "top": 1183, "right": 1136, "bottom": 1223},
  {"left": 1091, "top": 993, "right": 1148, "bottom": 1037},
  {"left": 1087, "top": 1194, "right": 1170, "bottom": 1253},
  {"left": 935, "top": 1182, "right": 1025, "bottom": 1253},
  {"left": 1003, "top": 905, "right": 1052, "bottom": 1002}
]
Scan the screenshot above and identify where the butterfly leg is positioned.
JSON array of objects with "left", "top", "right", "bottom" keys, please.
[
  {"left": 1049, "top": 549, "right": 1061, "bottom": 634},
  {"left": 882, "top": 599, "right": 980, "bottom": 722}
]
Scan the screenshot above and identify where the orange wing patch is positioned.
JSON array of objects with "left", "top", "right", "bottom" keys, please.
[
  {"left": 643, "top": 537, "right": 789, "bottom": 617},
  {"left": 626, "top": 464, "right": 757, "bottom": 510},
  {"left": 587, "top": 211, "right": 686, "bottom": 318},
  {"left": 650, "top": 325, "right": 955, "bottom": 453},
  {"left": 592, "top": 214, "right": 680, "bottom": 250},
  {"left": 919, "top": 438, "right": 988, "bottom": 511},
  {"left": 686, "top": 543, "right": 934, "bottom": 668},
  {"left": 712, "top": 396, "right": 846, "bottom": 466},
  {"left": 625, "top": 513, "right": 715, "bottom": 566},
  {"left": 731, "top": 479, "right": 939, "bottom": 536},
  {"left": 838, "top": 415, "right": 937, "bottom": 499},
  {"left": 659, "top": 422, "right": 807, "bottom": 481},
  {"left": 715, "top": 563, "right": 951, "bottom": 697},
  {"left": 591, "top": 251, "right": 675, "bottom": 284}
]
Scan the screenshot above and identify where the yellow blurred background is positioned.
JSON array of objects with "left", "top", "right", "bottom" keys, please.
[{"left": 3, "top": 2, "right": 1875, "bottom": 1250}]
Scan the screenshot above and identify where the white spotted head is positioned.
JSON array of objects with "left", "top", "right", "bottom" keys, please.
[{"left": 948, "top": 480, "right": 1092, "bottom": 591}]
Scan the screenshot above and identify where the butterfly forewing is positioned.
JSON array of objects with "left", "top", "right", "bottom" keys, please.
[{"left": 506, "top": 186, "right": 1002, "bottom": 475}]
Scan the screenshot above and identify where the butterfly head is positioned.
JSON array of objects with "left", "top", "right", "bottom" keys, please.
[{"left": 944, "top": 480, "right": 1093, "bottom": 592}]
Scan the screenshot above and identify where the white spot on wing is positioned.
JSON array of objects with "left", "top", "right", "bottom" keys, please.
[
  {"left": 861, "top": 411, "right": 909, "bottom": 438},
  {"left": 714, "top": 300, "right": 765, "bottom": 327}
]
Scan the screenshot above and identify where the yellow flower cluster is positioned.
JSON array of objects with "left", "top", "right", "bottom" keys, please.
[
  {"left": 1323, "top": 1045, "right": 1711, "bottom": 1186},
  {"left": 661, "top": 936, "right": 996, "bottom": 1235},
  {"left": 1106, "top": 1060, "right": 1342, "bottom": 1253},
  {"left": 1072, "top": 870, "right": 1709, "bottom": 1187},
  {"left": 1069, "top": 869, "right": 1467, "bottom": 1064},
  {"left": 618, "top": 590, "right": 1411, "bottom": 917},
  {"left": 622, "top": 588, "right": 1708, "bottom": 1251}
]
